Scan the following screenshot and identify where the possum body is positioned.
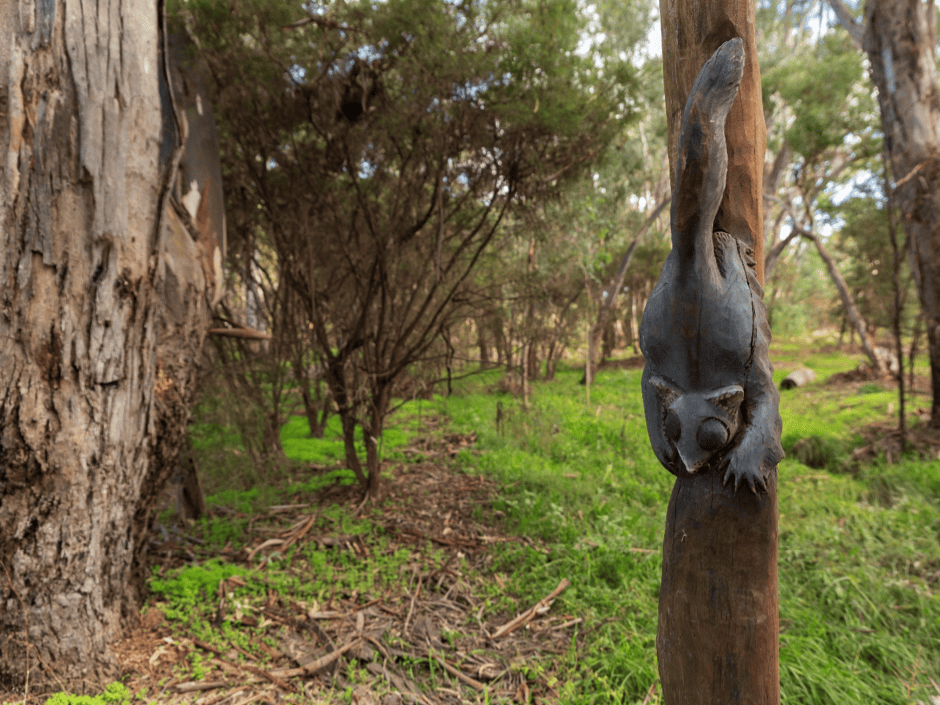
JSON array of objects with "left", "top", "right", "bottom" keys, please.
[{"left": 639, "top": 39, "right": 783, "bottom": 492}]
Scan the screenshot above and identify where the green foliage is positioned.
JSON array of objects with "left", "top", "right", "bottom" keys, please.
[
  {"left": 819, "top": 194, "right": 917, "bottom": 335},
  {"left": 791, "top": 435, "right": 845, "bottom": 469},
  {"left": 766, "top": 243, "right": 836, "bottom": 336},
  {"left": 858, "top": 382, "right": 885, "bottom": 395},
  {"left": 279, "top": 414, "right": 412, "bottom": 466},
  {"left": 174, "top": 0, "right": 651, "bottom": 492},
  {"left": 151, "top": 336, "right": 938, "bottom": 703},
  {"left": 149, "top": 560, "right": 253, "bottom": 622},
  {"left": 146, "top": 508, "right": 422, "bottom": 651},
  {"left": 42, "top": 683, "right": 135, "bottom": 705},
  {"left": 763, "top": 32, "right": 878, "bottom": 162}
]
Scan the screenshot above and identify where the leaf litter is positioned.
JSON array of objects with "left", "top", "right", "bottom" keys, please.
[{"left": 115, "top": 432, "right": 578, "bottom": 704}]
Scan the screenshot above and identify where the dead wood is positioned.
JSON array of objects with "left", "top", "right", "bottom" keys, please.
[
  {"left": 171, "top": 680, "right": 229, "bottom": 693},
  {"left": 491, "top": 578, "right": 570, "bottom": 639}
]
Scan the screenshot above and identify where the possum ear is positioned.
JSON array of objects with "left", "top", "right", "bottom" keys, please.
[
  {"left": 705, "top": 385, "right": 744, "bottom": 416},
  {"left": 650, "top": 375, "right": 681, "bottom": 408}
]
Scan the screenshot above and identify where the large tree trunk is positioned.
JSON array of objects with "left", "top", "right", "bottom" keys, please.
[
  {"left": 0, "top": 1, "right": 216, "bottom": 689},
  {"left": 861, "top": 0, "right": 940, "bottom": 427}
]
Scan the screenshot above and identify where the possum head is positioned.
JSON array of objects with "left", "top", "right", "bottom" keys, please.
[{"left": 650, "top": 376, "right": 744, "bottom": 474}]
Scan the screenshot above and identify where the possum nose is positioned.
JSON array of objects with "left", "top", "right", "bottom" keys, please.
[
  {"left": 697, "top": 418, "right": 729, "bottom": 451},
  {"left": 677, "top": 447, "right": 708, "bottom": 474}
]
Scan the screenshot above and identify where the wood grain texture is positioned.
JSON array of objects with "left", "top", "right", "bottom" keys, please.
[
  {"left": 648, "top": 27, "right": 781, "bottom": 705},
  {"left": 660, "top": 0, "right": 766, "bottom": 284},
  {"left": 657, "top": 471, "right": 779, "bottom": 705}
]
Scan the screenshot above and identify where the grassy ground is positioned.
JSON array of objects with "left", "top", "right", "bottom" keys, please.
[
  {"left": 430, "top": 341, "right": 940, "bottom": 704},
  {"left": 28, "top": 337, "right": 940, "bottom": 704}
]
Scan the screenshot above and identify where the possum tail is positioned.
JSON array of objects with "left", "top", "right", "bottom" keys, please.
[{"left": 671, "top": 38, "right": 745, "bottom": 269}]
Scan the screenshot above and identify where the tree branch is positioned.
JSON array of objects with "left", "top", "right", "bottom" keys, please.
[
  {"left": 827, "top": 0, "right": 864, "bottom": 47},
  {"left": 788, "top": 218, "right": 887, "bottom": 376}
]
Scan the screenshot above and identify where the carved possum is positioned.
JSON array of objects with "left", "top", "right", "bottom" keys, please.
[{"left": 639, "top": 39, "right": 783, "bottom": 492}]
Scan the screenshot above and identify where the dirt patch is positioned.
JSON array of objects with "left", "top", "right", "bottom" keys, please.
[
  {"left": 104, "top": 438, "right": 572, "bottom": 705},
  {"left": 824, "top": 364, "right": 934, "bottom": 400},
  {"left": 848, "top": 418, "right": 940, "bottom": 467},
  {"left": 825, "top": 365, "right": 882, "bottom": 388}
]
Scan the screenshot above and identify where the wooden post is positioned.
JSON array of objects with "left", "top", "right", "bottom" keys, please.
[
  {"left": 660, "top": 0, "right": 766, "bottom": 283},
  {"left": 640, "top": 32, "right": 783, "bottom": 705}
]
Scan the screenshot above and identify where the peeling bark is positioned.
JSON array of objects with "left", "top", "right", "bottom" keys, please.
[{"left": 0, "top": 0, "right": 214, "bottom": 689}]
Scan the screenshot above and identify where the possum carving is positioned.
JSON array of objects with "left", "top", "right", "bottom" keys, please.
[{"left": 639, "top": 39, "right": 783, "bottom": 493}]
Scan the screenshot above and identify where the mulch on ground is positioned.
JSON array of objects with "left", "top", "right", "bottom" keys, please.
[
  {"left": 849, "top": 418, "right": 940, "bottom": 466},
  {"left": 112, "top": 433, "right": 579, "bottom": 705}
]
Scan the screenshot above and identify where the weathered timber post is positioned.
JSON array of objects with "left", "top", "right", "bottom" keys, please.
[
  {"left": 660, "top": 0, "right": 766, "bottom": 282},
  {"left": 639, "top": 38, "right": 784, "bottom": 705}
]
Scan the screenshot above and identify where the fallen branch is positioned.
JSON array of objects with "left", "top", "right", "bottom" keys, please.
[
  {"left": 306, "top": 610, "right": 343, "bottom": 620},
  {"left": 403, "top": 575, "right": 422, "bottom": 635},
  {"left": 208, "top": 327, "right": 271, "bottom": 340},
  {"left": 428, "top": 649, "right": 486, "bottom": 691},
  {"left": 491, "top": 578, "right": 570, "bottom": 639},
  {"left": 282, "top": 513, "right": 317, "bottom": 548},
  {"left": 231, "top": 693, "right": 269, "bottom": 705},
  {"left": 246, "top": 538, "right": 284, "bottom": 561},
  {"left": 193, "top": 639, "right": 296, "bottom": 692},
  {"left": 171, "top": 680, "right": 229, "bottom": 693},
  {"left": 243, "top": 662, "right": 295, "bottom": 692},
  {"left": 269, "top": 638, "right": 362, "bottom": 677}
]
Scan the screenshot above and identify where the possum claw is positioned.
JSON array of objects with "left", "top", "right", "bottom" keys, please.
[{"left": 722, "top": 440, "right": 769, "bottom": 494}]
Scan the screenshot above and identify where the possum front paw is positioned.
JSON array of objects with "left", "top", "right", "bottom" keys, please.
[{"left": 721, "top": 436, "right": 771, "bottom": 494}]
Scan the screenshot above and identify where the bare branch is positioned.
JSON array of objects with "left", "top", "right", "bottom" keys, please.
[
  {"left": 787, "top": 216, "right": 888, "bottom": 376},
  {"left": 827, "top": 0, "right": 864, "bottom": 47}
]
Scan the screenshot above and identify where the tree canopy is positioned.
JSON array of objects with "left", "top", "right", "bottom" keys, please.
[{"left": 175, "top": 0, "right": 645, "bottom": 493}]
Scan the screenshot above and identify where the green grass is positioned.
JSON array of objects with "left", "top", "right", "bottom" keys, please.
[
  {"left": 40, "top": 683, "right": 139, "bottom": 705},
  {"left": 145, "top": 338, "right": 938, "bottom": 704},
  {"left": 147, "top": 511, "right": 435, "bottom": 657},
  {"left": 431, "top": 353, "right": 940, "bottom": 704}
]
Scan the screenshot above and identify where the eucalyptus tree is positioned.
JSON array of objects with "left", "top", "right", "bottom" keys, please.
[
  {"left": 759, "top": 17, "right": 890, "bottom": 371},
  {"left": 582, "top": 55, "right": 672, "bottom": 385},
  {"left": 821, "top": 193, "right": 916, "bottom": 337},
  {"left": 1, "top": 1, "right": 217, "bottom": 689},
  {"left": 179, "top": 0, "right": 641, "bottom": 496},
  {"left": 828, "top": 0, "right": 940, "bottom": 427}
]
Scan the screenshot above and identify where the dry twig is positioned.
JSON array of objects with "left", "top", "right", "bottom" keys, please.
[
  {"left": 269, "top": 638, "right": 362, "bottom": 678},
  {"left": 492, "top": 578, "right": 570, "bottom": 638}
]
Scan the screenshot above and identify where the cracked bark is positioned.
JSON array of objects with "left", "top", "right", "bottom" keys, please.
[
  {"left": 828, "top": 0, "right": 940, "bottom": 425},
  {"left": 0, "top": 0, "right": 215, "bottom": 689}
]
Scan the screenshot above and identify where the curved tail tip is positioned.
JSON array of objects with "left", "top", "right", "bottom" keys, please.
[{"left": 712, "top": 37, "right": 745, "bottom": 83}]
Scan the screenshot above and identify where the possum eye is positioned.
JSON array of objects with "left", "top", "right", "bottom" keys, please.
[
  {"left": 696, "top": 418, "right": 729, "bottom": 451},
  {"left": 664, "top": 409, "right": 682, "bottom": 442}
]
